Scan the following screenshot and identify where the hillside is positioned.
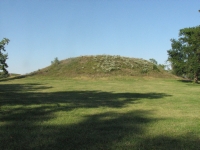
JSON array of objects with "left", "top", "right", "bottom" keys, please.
[{"left": 31, "top": 55, "right": 174, "bottom": 78}]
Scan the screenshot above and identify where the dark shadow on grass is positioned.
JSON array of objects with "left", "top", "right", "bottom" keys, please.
[
  {"left": 178, "top": 79, "right": 193, "bottom": 83},
  {"left": 2, "top": 83, "right": 198, "bottom": 149},
  {"left": 0, "top": 75, "right": 27, "bottom": 82},
  {"left": 1, "top": 109, "right": 199, "bottom": 149},
  {"left": 0, "top": 82, "right": 171, "bottom": 108},
  {"left": 134, "top": 134, "right": 200, "bottom": 150},
  {"left": 0, "top": 83, "right": 52, "bottom": 93},
  {"left": 177, "top": 79, "right": 200, "bottom": 84},
  {"left": 0, "top": 110, "right": 156, "bottom": 149}
]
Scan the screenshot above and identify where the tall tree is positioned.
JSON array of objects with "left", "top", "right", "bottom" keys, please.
[
  {"left": 0, "top": 38, "right": 10, "bottom": 78},
  {"left": 167, "top": 26, "right": 200, "bottom": 83}
]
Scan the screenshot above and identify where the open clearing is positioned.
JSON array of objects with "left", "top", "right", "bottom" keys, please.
[{"left": 0, "top": 77, "right": 200, "bottom": 150}]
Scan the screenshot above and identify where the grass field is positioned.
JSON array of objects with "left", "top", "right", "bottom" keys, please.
[{"left": 0, "top": 77, "right": 200, "bottom": 150}]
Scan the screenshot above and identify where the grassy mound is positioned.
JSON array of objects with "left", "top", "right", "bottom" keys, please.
[{"left": 31, "top": 55, "right": 173, "bottom": 78}]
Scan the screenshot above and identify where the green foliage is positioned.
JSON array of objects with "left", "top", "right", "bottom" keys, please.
[
  {"left": 51, "top": 57, "right": 60, "bottom": 65},
  {"left": 141, "top": 68, "right": 148, "bottom": 74},
  {"left": 149, "top": 58, "right": 165, "bottom": 71},
  {"left": 158, "top": 64, "right": 166, "bottom": 70},
  {"left": 149, "top": 58, "right": 158, "bottom": 65},
  {"left": 167, "top": 26, "right": 200, "bottom": 83},
  {"left": 0, "top": 38, "right": 10, "bottom": 78},
  {"left": 152, "top": 64, "right": 159, "bottom": 71}
]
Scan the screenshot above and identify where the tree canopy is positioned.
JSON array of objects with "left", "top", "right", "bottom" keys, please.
[
  {"left": 167, "top": 26, "right": 200, "bottom": 83},
  {"left": 0, "top": 38, "right": 10, "bottom": 78}
]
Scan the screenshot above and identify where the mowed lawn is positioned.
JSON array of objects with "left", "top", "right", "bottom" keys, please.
[{"left": 0, "top": 77, "right": 200, "bottom": 150}]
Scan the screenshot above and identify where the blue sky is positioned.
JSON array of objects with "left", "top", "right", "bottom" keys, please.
[{"left": 0, "top": 0, "right": 200, "bottom": 74}]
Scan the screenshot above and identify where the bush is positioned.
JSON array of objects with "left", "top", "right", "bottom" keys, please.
[{"left": 51, "top": 57, "right": 60, "bottom": 65}]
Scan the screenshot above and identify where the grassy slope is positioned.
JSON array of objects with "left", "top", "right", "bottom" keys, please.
[
  {"left": 31, "top": 55, "right": 174, "bottom": 78},
  {"left": 0, "top": 77, "right": 200, "bottom": 149}
]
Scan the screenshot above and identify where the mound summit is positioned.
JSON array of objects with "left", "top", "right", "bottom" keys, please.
[{"left": 32, "top": 55, "right": 173, "bottom": 78}]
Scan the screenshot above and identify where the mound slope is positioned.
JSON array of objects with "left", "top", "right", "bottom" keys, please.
[{"left": 31, "top": 55, "right": 173, "bottom": 78}]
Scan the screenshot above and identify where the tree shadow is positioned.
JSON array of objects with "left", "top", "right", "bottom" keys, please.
[
  {"left": 0, "top": 83, "right": 52, "bottom": 93},
  {"left": 177, "top": 79, "right": 200, "bottom": 85},
  {"left": 0, "top": 82, "right": 171, "bottom": 109},
  {"left": 0, "top": 75, "right": 27, "bottom": 82},
  {"left": 1, "top": 110, "right": 157, "bottom": 149},
  {"left": 178, "top": 79, "right": 192, "bottom": 83},
  {"left": 1, "top": 82, "right": 198, "bottom": 149},
  {"left": 135, "top": 134, "right": 200, "bottom": 150}
]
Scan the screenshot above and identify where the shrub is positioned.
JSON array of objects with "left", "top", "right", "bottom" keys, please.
[{"left": 51, "top": 57, "right": 60, "bottom": 65}]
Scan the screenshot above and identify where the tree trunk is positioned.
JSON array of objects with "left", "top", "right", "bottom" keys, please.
[{"left": 194, "top": 73, "right": 198, "bottom": 83}]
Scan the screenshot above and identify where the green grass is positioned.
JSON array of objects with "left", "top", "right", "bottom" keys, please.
[
  {"left": 31, "top": 55, "right": 173, "bottom": 78},
  {"left": 0, "top": 77, "right": 200, "bottom": 149}
]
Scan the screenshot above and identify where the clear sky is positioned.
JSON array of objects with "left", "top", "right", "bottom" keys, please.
[{"left": 0, "top": 0, "right": 200, "bottom": 74}]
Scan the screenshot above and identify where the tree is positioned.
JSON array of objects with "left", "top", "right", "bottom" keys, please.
[
  {"left": 167, "top": 26, "right": 200, "bottom": 83},
  {"left": 51, "top": 57, "right": 59, "bottom": 65},
  {"left": 149, "top": 58, "right": 167, "bottom": 70},
  {"left": 149, "top": 58, "right": 158, "bottom": 65},
  {"left": 158, "top": 64, "right": 166, "bottom": 70},
  {"left": 0, "top": 38, "right": 10, "bottom": 78}
]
